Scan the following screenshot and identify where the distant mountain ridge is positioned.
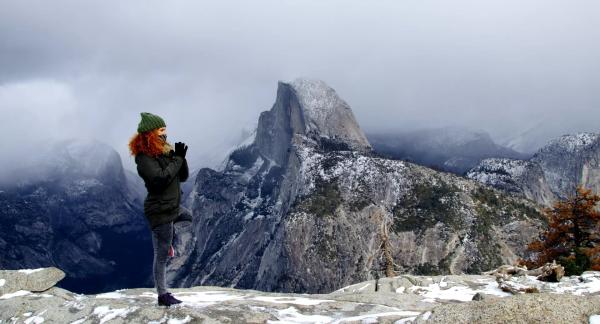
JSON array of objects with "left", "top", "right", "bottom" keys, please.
[
  {"left": 367, "top": 127, "right": 528, "bottom": 175},
  {"left": 501, "top": 117, "right": 600, "bottom": 154},
  {"left": 0, "top": 138, "right": 153, "bottom": 294}
]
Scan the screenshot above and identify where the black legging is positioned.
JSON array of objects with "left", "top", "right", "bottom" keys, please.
[{"left": 150, "top": 206, "right": 192, "bottom": 295}]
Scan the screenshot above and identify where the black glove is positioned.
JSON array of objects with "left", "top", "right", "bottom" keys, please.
[{"left": 174, "top": 142, "right": 188, "bottom": 158}]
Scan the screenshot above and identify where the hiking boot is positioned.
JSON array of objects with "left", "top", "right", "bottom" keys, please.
[{"left": 157, "top": 292, "right": 182, "bottom": 306}]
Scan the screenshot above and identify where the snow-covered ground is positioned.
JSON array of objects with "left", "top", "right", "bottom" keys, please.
[{"left": 4, "top": 268, "right": 600, "bottom": 323}]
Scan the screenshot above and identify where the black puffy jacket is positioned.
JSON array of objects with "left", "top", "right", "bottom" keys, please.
[{"left": 135, "top": 149, "right": 189, "bottom": 229}]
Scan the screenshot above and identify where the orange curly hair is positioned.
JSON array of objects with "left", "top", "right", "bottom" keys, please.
[{"left": 128, "top": 129, "right": 169, "bottom": 158}]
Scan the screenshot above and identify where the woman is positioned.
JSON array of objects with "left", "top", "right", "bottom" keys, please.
[{"left": 128, "top": 112, "right": 191, "bottom": 307}]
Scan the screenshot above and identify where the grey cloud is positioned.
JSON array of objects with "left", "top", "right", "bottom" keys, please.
[{"left": 0, "top": 0, "right": 598, "bottom": 177}]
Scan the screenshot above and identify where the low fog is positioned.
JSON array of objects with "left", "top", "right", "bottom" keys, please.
[{"left": 1, "top": 0, "right": 598, "bottom": 179}]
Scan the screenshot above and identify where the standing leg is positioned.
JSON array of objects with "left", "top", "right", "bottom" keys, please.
[{"left": 151, "top": 221, "right": 174, "bottom": 295}]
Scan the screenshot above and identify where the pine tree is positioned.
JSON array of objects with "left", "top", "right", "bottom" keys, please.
[{"left": 519, "top": 186, "right": 600, "bottom": 275}]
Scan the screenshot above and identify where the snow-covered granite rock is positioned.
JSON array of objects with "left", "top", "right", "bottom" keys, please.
[{"left": 173, "top": 79, "right": 546, "bottom": 295}]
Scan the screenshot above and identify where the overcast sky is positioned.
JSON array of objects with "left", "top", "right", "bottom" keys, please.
[{"left": 1, "top": 0, "right": 599, "bottom": 177}]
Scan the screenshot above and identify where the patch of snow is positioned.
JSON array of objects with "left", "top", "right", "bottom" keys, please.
[
  {"left": 23, "top": 312, "right": 33, "bottom": 317},
  {"left": 17, "top": 268, "right": 44, "bottom": 274},
  {"left": 239, "top": 156, "right": 265, "bottom": 182},
  {"left": 396, "top": 287, "right": 406, "bottom": 294},
  {"left": 479, "top": 272, "right": 600, "bottom": 296},
  {"left": 331, "top": 311, "right": 421, "bottom": 323},
  {"left": 357, "top": 283, "right": 371, "bottom": 291},
  {"left": 439, "top": 277, "right": 448, "bottom": 287},
  {"left": 174, "top": 291, "right": 245, "bottom": 306},
  {"left": 243, "top": 211, "right": 254, "bottom": 221},
  {"left": 408, "top": 277, "right": 511, "bottom": 302},
  {"left": 167, "top": 315, "right": 192, "bottom": 324},
  {"left": 92, "top": 305, "right": 138, "bottom": 324},
  {"left": 73, "top": 293, "right": 88, "bottom": 301},
  {"left": 542, "top": 272, "right": 600, "bottom": 295},
  {"left": 251, "top": 296, "right": 335, "bottom": 306},
  {"left": 249, "top": 305, "right": 268, "bottom": 312},
  {"left": 395, "top": 317, "right": 419, "bottom": 324},
  {"left": 335, "top": 282, "right": 372, "bottom": 293},
  {"left": 69, "top": 318, "right": 88, "bottom": 324},
  {"left": 63, "top": 300, "right": 86, "bottom": 310},
  {"left": 36, "top": 293, "right": 53, "bottom": 298},
  {"left": 139, "top": 291, "right": 157, "bottom": 298},
  {"left": 333, "top": 284, "right": 353, "bottom": 293},
  {"left": 95, "top": 291, "right": 128, "bottom": 299},
  {"left": 421, "top": 311, "right": 432, "bottom": 320},
  {"left": 23, "top": 309, "right": 46, "bottom": 324},
  {"left": 268, "top": 306, "right": 333, "bottom": 323},
  {"left": 0, "top": 290, "right": 32, "bottom": 299},
  {"left": 0, "top": 279, "right": 5, "bottom": 286},
  {"left": 590, "top": 314, "right": 600, "bottom": 324}
]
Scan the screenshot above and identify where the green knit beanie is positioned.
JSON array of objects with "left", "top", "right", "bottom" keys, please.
[{"left": 137, "top": 112, "right": 166, "bottom": 133}]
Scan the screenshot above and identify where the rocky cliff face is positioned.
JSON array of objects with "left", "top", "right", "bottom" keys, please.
[
  {"left": 468, "top": 133, "right": 600, "bottom": 207},
  {"left": 0, "top": 138, "right": 153, "bottom": 294},
  {"left": 172, "top": 79, "right": 545, "bottom": 294}
]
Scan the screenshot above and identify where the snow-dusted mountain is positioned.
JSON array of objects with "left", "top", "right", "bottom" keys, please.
[
  {"left": 502, "top": 118, "right": 600, "bottom": 155},
  {"left": 367, "top": 127, "right": 528, "bottom": 175},
  {"left": 0, "top": 138, "right": 152, "bottom": 294},
  {"left": 467, "top": 158, "right": 556, "bottom": 207},
  {"left": 171, "top": 79, "right": 545, "bottom": 294},
  {"left": 468, "top": 133, "right": 600, "bottom": 207},
  {"left": 532, "top": 133, "right": 600, "bottom": 199}
]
